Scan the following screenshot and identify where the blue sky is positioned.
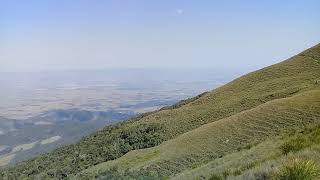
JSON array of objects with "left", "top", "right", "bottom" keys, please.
[{"left": 0, "top": 0, "right": 320, "bottom": 72}]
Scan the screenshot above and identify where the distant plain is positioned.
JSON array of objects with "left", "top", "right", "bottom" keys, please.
[{"left": 0, "top": 68, "right": 243, "bottom": 167}]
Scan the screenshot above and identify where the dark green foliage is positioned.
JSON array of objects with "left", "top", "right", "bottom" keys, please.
[{"left": 0, "top": 122, "right": 164, "bottom": 179}]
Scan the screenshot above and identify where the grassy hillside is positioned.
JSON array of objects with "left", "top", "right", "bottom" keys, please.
[
  {"left": 77, "top": 89, "right": 320, "bottom": 179},
  {"left": 174, "top": 124, "right": 320, "bottom": 180},
  {"left": 1, "top": 43, "right": 319, "bottom": 179}
]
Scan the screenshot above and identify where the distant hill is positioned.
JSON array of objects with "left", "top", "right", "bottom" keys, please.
[{"left": 1, "top": 43, "right": 319, "bottom": 179}]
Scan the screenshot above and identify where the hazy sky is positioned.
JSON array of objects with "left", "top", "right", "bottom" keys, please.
[{"left": 1, "top": 0, "right": 320, "bottom": 72}]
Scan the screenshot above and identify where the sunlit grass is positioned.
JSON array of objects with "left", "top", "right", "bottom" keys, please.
[{"left": 277, "top": 159, "right": 320, "bottom": 180}]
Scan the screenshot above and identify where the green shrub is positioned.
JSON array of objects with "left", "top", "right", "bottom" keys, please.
[
  {"left": 277, "top": 159, "right": 320, "bottom": 180},
  {"left": 232, "top": 169, "right": 242, "bottom": 176},
  {"left": 280, "top": 137, "right": 309, "bottom": 155},
  {"left": 209, "top": 173, "right": 223, "bottom": 180},
  {"left": 222, "top": 170, "right": 230, "bottom": 178}
]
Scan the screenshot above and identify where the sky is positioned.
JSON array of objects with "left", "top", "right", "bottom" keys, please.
[{"left": 0, "top": 0, "right": 320, "bottom": 72}]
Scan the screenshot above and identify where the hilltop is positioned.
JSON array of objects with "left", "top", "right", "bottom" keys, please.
[{"left": 1, "top": 43, "right": 320, "bottom": 179}]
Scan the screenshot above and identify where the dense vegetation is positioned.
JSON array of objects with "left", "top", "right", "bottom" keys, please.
[{"left": 0, "top": 43, "right": 319, "bottom": 179}]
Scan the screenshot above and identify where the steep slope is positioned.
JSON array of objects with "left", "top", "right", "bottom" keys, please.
[
  {"left": 1, "top": 43, "right": 319, "bottom": 179},
  {"left": 174, "top": 124, "right": 320, "bottom": 180},
  {"left": 80, "top": 89, "right": 320, "bottom": 179}
]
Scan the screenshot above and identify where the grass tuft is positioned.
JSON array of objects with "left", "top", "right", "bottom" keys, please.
[
  {"left": 208, "top": 173, "right": 223, "bottom": 180},
  {"left": 277, "top": 159, "right": 320, "bottom": 180}
]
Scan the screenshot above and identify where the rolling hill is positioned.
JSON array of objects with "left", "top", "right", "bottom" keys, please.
[{"left": 1, "top": 43, "right": 319, "bottom": 179}]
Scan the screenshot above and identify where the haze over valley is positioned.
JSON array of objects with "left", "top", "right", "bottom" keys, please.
[
  {"left": 0, "top": 68, "right": 242, "bottom": 166},
  {"left": 0, "top": 69, "right": 242, "bottom": 119}
]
